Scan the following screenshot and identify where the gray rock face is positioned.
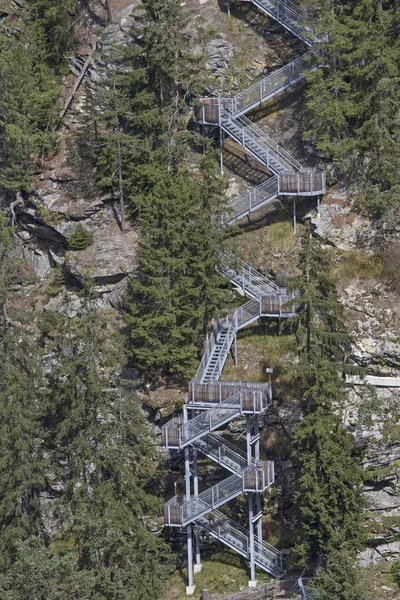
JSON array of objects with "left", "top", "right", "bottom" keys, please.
[
  {"left": 65, "top": 225, "right": 138, "bottom": 286},
  {"left": 205, "top": 35, "right": 237, "bottom": 83},
  {"left": 308, "top": 188, "right": 373, "bottom": 251},
  {"left": 23, "top": 247, "right": 51, "bottom": 278},
  {"left": 360, "top": 542, "right": 400, "bottom": 566},
  {"left": 340, "top": 282, "right": 400, "bottom": 369}
]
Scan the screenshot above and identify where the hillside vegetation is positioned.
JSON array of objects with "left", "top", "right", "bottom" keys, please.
[{"left": 0, "top": 0, "right": 399, "bottom": 599}]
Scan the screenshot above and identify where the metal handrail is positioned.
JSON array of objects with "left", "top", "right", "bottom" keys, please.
[
  {"left": 221, "top": 176, "right": 279, "bottom": 225},
  {"left": 252, "top": 0, "right": 319, "bottom": 45},
  {"left": 229, "top": 111, "right": 303, "bottom": 173},
  {"left": 180, "top": 393, "right": 242, "bottom": 444},
  {"left": 233, "top": 52, "right": 312, "bottom": 114},
  {"left": 221, "top": 249, "right": 284, "bottom": 295}
]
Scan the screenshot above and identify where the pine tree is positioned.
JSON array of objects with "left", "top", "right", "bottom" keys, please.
[
  {"left": 289, "top": 225, "right": 365, "bottom": 596},
  {"left": 0, "top": 32, "right": 59, "bottom": 195},
  {"left": 41, "top": 289, "right": 171, "bottom": 599},
  {"left": 292, "top": 409, "right": 364, "bottom": 567},
  {"left": 305, "top": 0, "right": 400, "bottom": 217},
  {"left": 127, "top": 153, "right": 226, "bottom": 380},
  {"left": 0, "top": 214, "right": 45, "bottom": 571},
  {"left": 289, "top": 222, "right": 354, "bottom": 413}
]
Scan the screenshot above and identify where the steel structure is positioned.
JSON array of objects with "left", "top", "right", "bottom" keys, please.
[{"left": 162, "top": 0, "right": 325, "bottom": 595}]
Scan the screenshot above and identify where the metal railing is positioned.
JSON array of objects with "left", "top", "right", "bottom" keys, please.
[
  {"left": 165, "top": 474, "right": 243, "bottom": 526},
  {"left": 162, "top": 0, "right": 326, "bottom": 579},
  {"left": 234, "top": 52, "right": 312, "bottom": 114},
  {"left": 193, "top": 320, "right": 226, "bottom": 383},
  {"left": 221, "top": 109, "right": 303, "bottom": 174},
  {"left": 189, "top": 380, "right": 271, "bottom": 406},
  {"left": 221, "top": 250, "right": 285, "bottom": 295},
  {"left": 278, "top": 169, "right": 325, "bottom": 196},
  {"left": 219, "top": 176, "right": 279, "bottom": 226},
  {"left": 243, "top": 461, "right": 275, "bottom": 492},
  {"left": 198, "top": 509, "right": 284, "bottom": 576},
  {"left": 161, "top": 394, "right": 243, "bottom": 449},
  {"left": 196, "top": 52, "right": 313, "bottom": 123},
  {"left": 194, "top": 432, "right": 251, "bottom": 474},
  {"left": 225, "top": 110, "right": 303, "bottom": 173},
  {"left": 260, "top": 291, "right": 298, "bottom": 317},
  {"left": 251, "top": 0, "right": 319, "bottom": 45}
]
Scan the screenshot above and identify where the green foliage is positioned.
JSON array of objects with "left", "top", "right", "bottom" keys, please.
[
  {"left": 288, "top": 223, "right": 355, "bottom": 412},
  {"left": 0, "top": 538, "right": 91, "bottom": 600},
  {"left": 40, "top": 296, "right": 171, "bottom": 598},
  {"left": 289, "top": 226, "right": 365, "bottom": 589},
  {"left": 313, "top": 550, "right": 370, "bottom": 600},
  {"left": 391, "top": 559, "right": 400, "bottom": 587},
  {"left": 26, "top": 0, "right": 77, "bottom": 71},
  {"left": 0, "top": 34, "right": 60, "bottom": 194},
  {"left": 127, "top": 153, "right": 226, "bottom": 380},
  {"left": 0, "top": 215, "right": 44, "bottom": 571},
  {"left": 379, "top": 242, "right": 400, "bottom": 292},
  {"left": 0, "top": 0, "right": 78, "bottom": 197},
  {"left": 292, "top": 409, "right": 365, "bottom": 566},
  {"left": 305, "top": 0, "right": 400, "bottom": 217},
  {"left": 0, "top": 214, "right": 171, "bottom": 598},
  {"left": 67, "top": 224, "right": 94, "bottom": 250},
  {"left": 68, "top": 0, "right": 228, "bottom": 380}
]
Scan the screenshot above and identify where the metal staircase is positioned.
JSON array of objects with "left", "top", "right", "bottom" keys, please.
[
  {"left": 162, "top": 256, "right": 291, "bottom": 592},
  {"left": 162, "top": 0, "right": 325, "bottom": 595},
  {"left": 246, "top": 0, "right": 319, "bottom": 46},
  {"left": 196, "top": 1, "right": 325, "bottom": 227}
]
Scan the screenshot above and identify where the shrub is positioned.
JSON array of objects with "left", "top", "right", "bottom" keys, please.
[{"left": 67, "top": 224, "right": 94, "bottom": 251}]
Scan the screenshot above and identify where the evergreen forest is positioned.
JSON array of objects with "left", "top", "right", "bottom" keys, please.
[{"left": 0, "top": 0, "right": 399, "bottom": 599}]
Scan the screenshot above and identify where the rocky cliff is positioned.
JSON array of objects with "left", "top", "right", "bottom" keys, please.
[{"left": 3, "top": 0, "right": 400, "bottom": 595}]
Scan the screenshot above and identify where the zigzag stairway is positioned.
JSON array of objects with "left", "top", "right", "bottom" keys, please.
[{"left": 161, "top": 0, "right": 325, "bottom": 595}]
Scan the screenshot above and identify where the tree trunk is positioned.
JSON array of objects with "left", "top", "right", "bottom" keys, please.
[
  {"left": 116, "top": 131, "right": 126, "bottom": 233},
  {"left": 105, "top": 0, "right": 113, "bottom": 22},
  {"left": 113, "top": 81, "right": 126, "bottom": 233}
]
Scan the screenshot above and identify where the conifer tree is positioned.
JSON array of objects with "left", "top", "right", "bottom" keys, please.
[
  {"left": 0, "top": 17, "right": 61, "bottom": 197},
  {"left": 289, "top": 222, "right": 354, "bottom": 412},
  {"left": 127, "top": 153, "right": 226, "bottom": 380},
  {"left": 0, "top": 214, "right": 45, "bottom": 571},
  {"left": 289, "top": 225, "right": 365, "bottom": 597},
  {"left": 305, "top": 0, "right": 400, "bottom": 217},
  {"left": 41, "top": 289, "right": 170, "bottom": 599}
]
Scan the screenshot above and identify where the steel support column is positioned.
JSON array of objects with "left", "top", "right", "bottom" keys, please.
[
  {"left": 254, "top": 415, "right": 260, "bottom": 462},
  {"left": 254, "top": 414, "right": 263, "bottom": 541},
  {"left": 293, "top": 197, "right": 297, "bottom": 234},
  {"left": 186, "top": 525, "right": 195, "bottom": 595},
  {"left": 234, "top": 335, "right": 238, "bottom": 366},
  {"left": 193, "top": 448, "right": 202, "bottom": 573},
  {"left": 248, "top": 493, "right": 257, "bottom": 587},
  {"left": 246, "top": 416, "right": 252, "bottom": 466},
  {"left": 220, "top": 127, "right": 224, "bottom": 174},
  {"left": 256, "top": 494, "right": 263, "bottom": 542}
]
